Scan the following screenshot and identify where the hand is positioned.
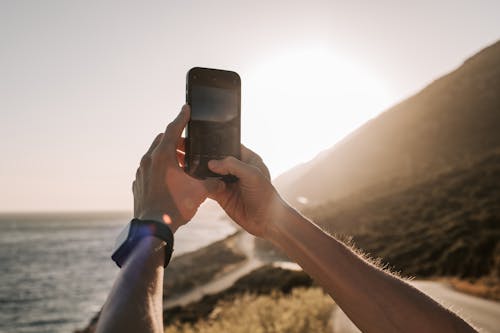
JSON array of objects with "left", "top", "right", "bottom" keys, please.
[
  {"left": 207, "top": 146, "right": 287, "bottom": 238},
  {"left": 133, "top": 105, "right": 220, "bottom": 233}
]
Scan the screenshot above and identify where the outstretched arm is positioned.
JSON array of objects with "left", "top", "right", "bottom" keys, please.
[
  {"left": 95, "top": 237, "right": 166, "bottom": 333},
  {"left": 96, "top": 105, "right": 220, "bottom": 333},
  {"left": 207, "top": 148, "right": 476, "bottom": 333},
  {"left": 266, "top": 204, "right": 475, "bottom": 333}
]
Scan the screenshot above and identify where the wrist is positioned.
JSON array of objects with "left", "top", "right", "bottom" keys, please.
[
  {"left": 112, "top": 219, "right": 175, "bottom": 268},
  {"left": 265, "top": 203, "right": 308, "bottom": 255},
  {"left": 262, "top": 196, "right": 294, "bottom": 242},
  {"left": 122, "top": 236, "right": 166, "bottom": 271}
]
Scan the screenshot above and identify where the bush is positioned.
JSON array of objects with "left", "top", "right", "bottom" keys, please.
[{"left": 164, "top": 288, "right": 335, "bottom": 333}]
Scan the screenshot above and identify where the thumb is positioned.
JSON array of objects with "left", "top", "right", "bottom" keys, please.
[{"left": 208, "top": 157, "right": 255, "bottom": 179}]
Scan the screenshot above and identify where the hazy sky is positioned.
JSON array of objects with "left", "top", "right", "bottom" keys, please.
[{"left": 1, "top": 0, "right": 499, "bottom": 212}]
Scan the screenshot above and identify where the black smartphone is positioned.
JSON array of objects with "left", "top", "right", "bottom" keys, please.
[{"left": 185, "top": 67, "right": 241, "bottom": 181}]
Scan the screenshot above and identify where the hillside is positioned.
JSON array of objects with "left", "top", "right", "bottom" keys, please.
[
  {"left": 303, "top": 151, "right": 500, "bottom": 280},
  {"left": 274, "top": 40, "right": 500, "bottom": 206}
]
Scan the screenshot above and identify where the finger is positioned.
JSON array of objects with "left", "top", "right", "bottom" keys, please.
[
  {"left": 155, "top": 105, "right": 190, "bottom": 163},
  {"left": 141, "top": 133, "right": 163, "bottom": 166},
  {"left": 240, "top": 144, "right": 262, "bottom": 163},
  {"left": 240, "top": 145, "right": 270, "bottom": 180},
  {"left": 163, "top": 105, "right": 190, "bottom": 143},
  {"left": 208, "top": 156, "right": 257, "bottom": 179},
  {"left": 147, "top": 133, "right": 164, "bottom": 156}
]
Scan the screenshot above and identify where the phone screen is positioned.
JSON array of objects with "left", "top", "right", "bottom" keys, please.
[
  {"left": 186, "top": 67, "right": 241, "bottom": 180},
  {"left": 190, "top": 86, "right": 238, "bottom": 122}
]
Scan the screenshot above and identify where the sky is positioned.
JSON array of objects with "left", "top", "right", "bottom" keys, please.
[{"left": 1, "top": 0, "right": 499, "bottom": 212}]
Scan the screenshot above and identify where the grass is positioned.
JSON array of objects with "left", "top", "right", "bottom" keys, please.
[
  {"left": 164, "top": 287, "right": 335, "bottom": 333},
  {"left": 442, "top": 276, "right": 500, "bottom": 301},
  {"left": 164, "top": 265, "right": 314, "bottom": 326}
]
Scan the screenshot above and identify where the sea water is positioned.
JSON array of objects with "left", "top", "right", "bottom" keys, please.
[{"left": 0, "top": 201, "right": 236, "bottom": 333}]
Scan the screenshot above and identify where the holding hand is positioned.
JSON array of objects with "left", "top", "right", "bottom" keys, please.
[
  {"left": 133, "top": 105, "right": 220, "bottom": 233},
  {"left": 208, "top": 146, "right": 287, "bottom": 238}
]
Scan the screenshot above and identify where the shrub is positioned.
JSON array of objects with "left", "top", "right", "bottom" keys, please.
[{"left": 164, "top": 288, "right": 335, "bottom": 333}]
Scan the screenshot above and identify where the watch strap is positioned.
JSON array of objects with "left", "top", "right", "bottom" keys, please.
[{"left": 112, "top": 218, "right": 174, "bottom": 268}]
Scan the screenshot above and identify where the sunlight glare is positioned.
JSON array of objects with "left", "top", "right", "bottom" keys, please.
[{"left": 243, "top": 45, "right": 393, "bottom": 178}]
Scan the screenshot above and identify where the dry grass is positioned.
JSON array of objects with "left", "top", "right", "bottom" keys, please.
[
  {"left": 443, "top": 277, "right": 500, "bottom": 301},
  {"left": 164, "top": 288, "right": 335, "bottom": 333}
]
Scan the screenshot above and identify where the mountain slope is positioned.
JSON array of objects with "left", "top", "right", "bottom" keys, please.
[
  {"left": 274, "top": 40, "right": 500, "bottom": 205},
  {"left": 303, "top": 151, "right": 500, "bottom": 279}
]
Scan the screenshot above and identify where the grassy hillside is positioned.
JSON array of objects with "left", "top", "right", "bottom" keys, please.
[
  {"left": 302, "top": 151, "right": 500, "bottom": 280},
  {"left": 275, "top": 40, "right": 500, "bottom": 206}
]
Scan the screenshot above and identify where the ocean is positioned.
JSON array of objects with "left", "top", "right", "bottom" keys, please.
[{"left": 0, "top": 201, "right": 236, "bottom": 333}]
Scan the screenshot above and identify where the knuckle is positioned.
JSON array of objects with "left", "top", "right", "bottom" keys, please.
[
  {"left": 248, "top": 167, "right": 261, "bottom": 182},
  {"left": 165, "top": 122, "right": 177, "bottom": 134},
  {"left": 165, "top": 141, "right": 176, "bottom": 151},
  {"left": 253, "top": 153, "right": 264, "bottom": 162},
  {"left": 152, "top": 149, "right": 169, "bottom": 163},
  {"left": 140, "top": 155, "right": 152, "bottom": 167},
  {"left": 225, "top": 156, "right": 237, "bottom": 165}
]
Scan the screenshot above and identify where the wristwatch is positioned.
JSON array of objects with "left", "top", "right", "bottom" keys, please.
[{"left": 111, "top": 218, "right": 174, "bottom": 268}]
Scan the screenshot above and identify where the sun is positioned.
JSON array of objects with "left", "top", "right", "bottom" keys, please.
[{"left": 243, "top": 45, "right": 393, "bottom": 178}]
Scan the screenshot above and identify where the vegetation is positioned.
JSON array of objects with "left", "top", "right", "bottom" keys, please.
[
  {"left": 164, "top": 288, "right": 334, "bottom": 333},
  {"left": 164, "top": 265, "right": 314, "bottom": 326},
  {"left": 282, "top": 152, "right": 500, "bottom": 282},
  {"left": 442, "top": 276, "right": 500, "bottom": 301}
]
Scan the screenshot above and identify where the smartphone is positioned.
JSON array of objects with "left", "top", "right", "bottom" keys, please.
[{"left": 185, "top": 67, "right": 241, "bottom": 181}]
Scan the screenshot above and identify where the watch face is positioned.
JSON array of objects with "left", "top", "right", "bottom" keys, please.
[{"left": 113, "top": 222, "right": 131, "bottom": 252}]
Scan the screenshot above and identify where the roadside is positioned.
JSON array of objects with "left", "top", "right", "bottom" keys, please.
[
  {"left": 332, "top": 280, "right": 500, "bottom": 333},
  {"left": 440, "top": 277, "right": 500, "bottom": 302}
]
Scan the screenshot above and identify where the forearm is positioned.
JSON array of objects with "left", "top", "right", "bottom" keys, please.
[
  {"left": 96, "top": 237, "right": 166, "bottom": 333},
  {"left": 266, "top": 203, "right": 475, "bottom": 333}
]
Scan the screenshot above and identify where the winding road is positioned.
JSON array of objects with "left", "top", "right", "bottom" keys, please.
[{"left": 165, "top": 232, "right": 262, "bottom": 308}]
